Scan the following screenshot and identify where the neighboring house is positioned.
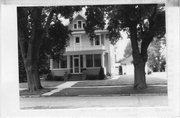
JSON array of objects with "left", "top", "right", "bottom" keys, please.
[
  {"left": 119, "top": 55, "right": 150, "bottom": 75},
  {"left": 50, "top": 14, "right": 116, "bottom": 80},
  {"left": 119, "top": 56, "right": 134, "bottom": 75}
]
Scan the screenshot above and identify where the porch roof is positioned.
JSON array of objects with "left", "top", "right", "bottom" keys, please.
[{"left": 64, "top": 50, "right": 106, "bottom": 55}]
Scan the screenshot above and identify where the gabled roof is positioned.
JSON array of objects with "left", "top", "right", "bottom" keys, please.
[{"left": 72, "top": 13, "right": 86, "bottom": 22}]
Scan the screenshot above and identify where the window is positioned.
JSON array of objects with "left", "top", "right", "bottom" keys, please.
[
  {"left": 74, "top": 24, "right": 77, "bottom": 29},
  {"left": 83, "top": 23, "right": 85, "bottom": 28},
  {"left": 73, "top": 21, "right": 85, "bottom": 29},
  {"left": 60, "top": 56, "right": 67, "bottom": 68},
  {"left": 94, "top": 54, "right": 101, "bottom": 67},
  {"left": 95, "top": 35, "right": 100, "bottom": 46},
  {"left": 86, "top": 54, "right": 102, "bottom": 67},
  {"left": 53, "top": 56, "right": 67, "bottom": 69},
  {"left": 78, "top": 21, "right": 82, "bottom": 29},
  {"left": 86, "top": 55, "right": 93, "bottom": 67},
  {"left": 80, "top": 55, "right": 83, "bottom": 68},
  {"left": 70, "top": 56, "right": 73, "bottom": 73},
  {"left": 53, "top": 60, "right": 60, "bottom": 69},
  {"left": 75, "top": 36, "right": 80, "bottom": 43}
]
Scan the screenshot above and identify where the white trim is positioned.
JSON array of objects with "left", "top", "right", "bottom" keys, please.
[
  {"left": 51, "top": 68, "right": 69, "bottom": 71},
  {"left": 86, "top": 67, "right": 101, "bottom": 69},
  {"left": 72, "top": 30, "right": 108, "bottom": 34}
]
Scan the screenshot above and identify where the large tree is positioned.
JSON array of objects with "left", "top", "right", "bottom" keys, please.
[
  {"left": 84, "top": 4, "right": 165, "bottom": 89},
  {"left": 17, "top": 6, "right": 82, "bottom": 92}
]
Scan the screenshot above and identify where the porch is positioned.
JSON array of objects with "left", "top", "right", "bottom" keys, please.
[{"left": 50, "top": 51, "right": 110, "bottom": 80}]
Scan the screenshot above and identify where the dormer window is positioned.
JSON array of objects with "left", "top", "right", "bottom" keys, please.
[
  {"left": 73, "top": 20, "right": 85, "bottom": 30},
  {"left": 74, "top": 24, "right": 77, "bottom": 29},
  {"left": 78, "top": 21, "right": 82, "bottom": 29},
  {"left": 83, "top": 23, "right": 85, "bottom": 28}
]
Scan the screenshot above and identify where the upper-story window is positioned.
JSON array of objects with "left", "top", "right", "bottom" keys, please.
[
  {"left": 78, "top": 21, "right": 82, "bottom": 29},
  {"left": 74, "top": 36, "right": 81, "bottom": 44},
  {"left": 75, "top": 37, "right": 80, "bottom": 43},
  {"left": 95, "top": 35, "right": 100, "bottom": 46},
  {"left": 74, "top": 24, "right": 77, "bottom": 29},
  {"left": 73, "top": 20, "right": 85, "bottom": 30},
  {"left": 90, "top": 34, "right": 105, "bottom": 46},
  {"left": 83, "top": 23, "right": 85, "bottom": 28}
]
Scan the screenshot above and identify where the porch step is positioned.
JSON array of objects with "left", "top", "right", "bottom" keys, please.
[{"left": 68, "top": 74, "right": 84, "bottom": 81}]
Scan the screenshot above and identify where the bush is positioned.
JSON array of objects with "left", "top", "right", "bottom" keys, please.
[
  {"left": 45, "top": 73, "right": 53, "bottom": 81},
  {"left": 106, "top": 72, "right": 111, "bottom": 77},
  {"left": 45, "top": 74, "right": 64, "bottom": 81},
  {"left": 99, "top": 66, "right": 105, "bottom": 80},
  {"left": 53, "top": 76, "right": 64, "bottom": 81},
  {"left": 86, "top": 75, "right": 99, "bottom": 80}
]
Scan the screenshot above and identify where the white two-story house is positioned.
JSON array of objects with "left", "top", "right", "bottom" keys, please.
[{"left": 50, "top": 14, "right": 116, "bottom": 80}]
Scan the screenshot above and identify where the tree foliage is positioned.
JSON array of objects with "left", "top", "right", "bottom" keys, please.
[
  {"left": 84, "top": 4, "right": 165, "bottom": 89},
  {"left": 84, "top": 4, "right": 165, "bottom": 44},
  {"left": 147, "top": 37, "right": 166, "bottom": 71},
  {"left": 17, "top": 6, "right": 82, "bottom": 92}
]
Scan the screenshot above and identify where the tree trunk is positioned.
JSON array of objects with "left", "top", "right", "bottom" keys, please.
[
  {"left": 24, "top": 60, "right": 42, "bottom": 92},
  {"left": 129, "top": 21, "right": 147, "bottom": 90},
  {"left": 133, "top": 61, "right": 147, "bottom": 89}
]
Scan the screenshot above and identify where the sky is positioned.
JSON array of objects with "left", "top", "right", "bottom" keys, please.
[{"left": 115, "top": 31, "right": 130, "bottom": 61}]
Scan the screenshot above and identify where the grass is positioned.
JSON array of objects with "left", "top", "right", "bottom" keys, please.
[
  {"left": 72, "top": 75, "right": 167, "bottom": 87},
  {"left": 20, "top": 88, "right": 55, "bottom": 96},
  {"left": 19, "top": 80, "right": 65, "bottom": 88},
  {"left": 51, "top": 86, "right": 167, "bottom": 96}
]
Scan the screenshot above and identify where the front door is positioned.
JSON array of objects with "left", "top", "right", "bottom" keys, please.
[{"left": 73, "top": 56, "right": 80, "bottom": 73}]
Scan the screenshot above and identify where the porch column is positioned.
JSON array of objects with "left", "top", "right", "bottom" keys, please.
[
  {"left": 101, "top": 52, "right": 105, "bottom": 68},
  {"left": 83, "top": 54, "right": 86, "bottom": 68},
  {"left": 101, "top": 52, "right": 106, "bottom": 74},
  {"left": 67, "top": 55, "right": 70, "bottom": 70},
  {"left": 50, "top": 59, "right": 53, "bottom": 70}
]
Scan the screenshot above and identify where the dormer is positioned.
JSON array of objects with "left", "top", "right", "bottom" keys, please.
[{"left": 69, "top": 14, "right": 86, "bottom": 31}]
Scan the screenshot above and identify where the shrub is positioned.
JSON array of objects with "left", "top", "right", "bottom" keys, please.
[
  {"left": 86, "top": 75, "right": 99, "bottom": 80},
  {"left": 106, "top": 72, "right": 111, "bottom": 77},
  {"left": 99, "top": 66, "right": 105, "bottom": 80},
  {"left": 45, "top": 73, "right": 53, "bottom": 81}
]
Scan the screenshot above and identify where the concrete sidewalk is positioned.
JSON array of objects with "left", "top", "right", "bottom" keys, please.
[
  {"left": 42, "top": 81, "right": 78, "bottom": 96},
  {"left": 20, "top": 95, "right": 168, "bottom": 109}
]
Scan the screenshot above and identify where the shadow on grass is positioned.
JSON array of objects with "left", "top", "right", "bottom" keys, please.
[
  {"left": 51, "top": 86, "right": 167, "bottom": 96},
  {"left": 20, "top": 88, "right": 55, "bottom": 97}
]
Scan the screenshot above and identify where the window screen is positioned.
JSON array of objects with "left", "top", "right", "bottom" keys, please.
[
  {"left": 86, "top": 55, "right": 93, "bottom": 67},
  {"left": 94, "top": 54, "right": 101, "bottom": 67}
]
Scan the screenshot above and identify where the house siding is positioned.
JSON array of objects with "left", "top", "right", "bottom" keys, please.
[{"left": 50, "top": 14, "right": 116, "bottom": 80}]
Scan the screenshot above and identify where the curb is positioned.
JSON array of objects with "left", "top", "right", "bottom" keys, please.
[{"left": 20, "top": 93, "right": 167, "bottom": 98}]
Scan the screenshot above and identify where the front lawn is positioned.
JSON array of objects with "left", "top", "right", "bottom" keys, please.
[
  {"left": 73, "top": 74, "right": 167, "bottom": 87},
  {"left": 20, "top": 88, "right": 55, "bottom": 97},
  {"left": 19, "top": 80, "right": 65, "bottom": 89},
  {"left": 51, "top": 86, "right": 167, "bottom": 96}
]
